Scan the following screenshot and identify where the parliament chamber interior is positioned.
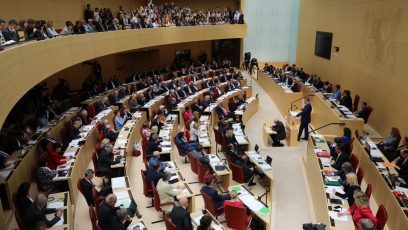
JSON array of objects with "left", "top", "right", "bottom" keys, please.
[{"left": 0, "top": 0, "right": 407, "bottom": 230}]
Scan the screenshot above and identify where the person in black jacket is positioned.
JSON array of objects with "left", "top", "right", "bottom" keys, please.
[
  {"left": 16, "top": 182, "right": 33, "bottom": 216},
  {"left": 171, "top": 198, "right": 193, "bottom": 230},
  {"left": 79, "top": 169, "right": 112, "bottom": 206},
  {"left": 296, "top": 97, "right": 312, "bottom": 141},
  {"left": 146, "top": 162, "right": 163, "bottom": 186},
  {"left": 354, "top": 102, "right": 370, "bottom": 123},
  {"left": 2, "top": 19, "right": 19, "bottom": 42},
  {"left": 270, "top": 119, "right": 286, "bottom": 147},
  {"left": 331, "top": 144, "right": 350, "bottom": 171},
  {"left": 97, "top": 144, "right": 121, "bottom": 178},
  {"left": 333, "top": 172, "right": 360, "bottom": 206},
  {"left": 394, "top": 149, "right": 408, "bottom": 181},
  {"left": 235, "top": 155, "right": 257, "bottom": 186},
  {"left": 147, "top": 134, "right": 162, "bottom": 156},
  {"left": 98, "top": 194, "right": 120, "bottom": 230},
  {"left": 23, "top": 193, "right": 63, "bottom": 230},
  {"left": 340, "top": 90, "right": 353, "bottom": 111},
  {"left": 110, "top": 208, "right": 132, "bottom": 230},
  {"left": 66, "top": 120, "right": 82, "bottom": 144}
]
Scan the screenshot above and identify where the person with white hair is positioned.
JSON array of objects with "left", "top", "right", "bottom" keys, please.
[
  {"left": 170, "top": 197, "right": 193, "bottom": 230},
  {"left": 23, "top": 192, "right": 63, "bottom": 229}
]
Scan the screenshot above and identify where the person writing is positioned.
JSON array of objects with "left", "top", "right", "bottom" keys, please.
[{"left": 270, "top": 119, "right": 286, "bottom": 147}]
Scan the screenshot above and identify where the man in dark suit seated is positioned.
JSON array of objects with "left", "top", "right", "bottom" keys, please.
[
  {"left": 202, "top": 176, "right": 230, "bottom": 208},
  {"left": 175, "top": 132, "right": 200, "bottom": 157},
  {"left": 228, "top": 97, "right": 240, "bottom": 112},
  {"left": 235, "top": 155, "right": 258, "bottom": 186},
  {"left": 110, "top": 208, "right": 133, "bottom": 230},
  {"left": 24, "top": 193, "right": 63, "bottom": 229},
  {"left": 330, "top": 144, "right": 350, "bottom": 171},
  {"left": 2, "top": 19, "right": 19, "bottom": 43},
  {"left": 167, "top": 97, "right": 178, "bottom": 111},
  {"left": 80, "top": 169, "right": 112, "bottom": 206},
  {"left": 137, "top": 94, "right": 147, "bottom": 106},
  {"left": 177, "top": 87, "right": 187, "bottom": 98},
  {"left": 151, "top": 115, "right": 165, "bottom": 131},
  {"left": 97, "top": 144, "right": 121, "bottom": 178},
  {"left": 66, "top": 120, "right": 82, "bottom": 144},
  {"left": 96, "top": 97, "right": 110, "bottom": 112},
  {"left": 200, "top": 95, "right": 212, "bottom": 111},
  {"left": 354, "top": 102, "right": 370, "bottom": 123},
  {"left": 188, "top": 82, "right": 199, "bottom": 94},
  {"left": 171, "top": 198, "right": 193, "bottom": 230},
  {"left": 103, "top": 124, "right": 119, "bottom": 142},
  {"left": 270, "top": 120, "right": 286, "bottom": 147},
  {"left": 147, "top": 162, "right": 163, "bottom": 186},
  {"left": 147, "top": 134, "right": 162, "bottom": 156},
  {"left": 395, "top": 149, "right": 408, "bottom": 181},
  {"left": 296, "top": 97, "right": 312, "bottom": 141}
]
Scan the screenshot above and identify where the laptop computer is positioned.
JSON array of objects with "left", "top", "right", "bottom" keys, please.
[{"left": 266, "top": 155, "right": 273, "bottom": 166}]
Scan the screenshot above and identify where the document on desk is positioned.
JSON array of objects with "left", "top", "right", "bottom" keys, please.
[
  {"left": 235, "top": 135, "right": 247, "bottom": 143},
  {"left": 289, "top": 111, "right": 299, "bottom": 117},
  {"left": 47, "top": 201, "right": 64, "bottom": 209},
  {"left": 128, "top": 222, "right": 146, "bottom": 230},
  {"left": 161, "top": 147, "right": 172, "bottom": 152},
  {"left": 112, "top": 177, "right": 127, "bottom": 190},
  {"left": 239, "top": 194, "right": 264, "bottom": 211},
  {"left": 117, "top": 139, "right": 128, "bottom": 145},
  {"left": 329, "top": 211, "right": 348, "bottom": 222},
  {"left": 193, "top": 215, "right": 204, "bottom": 225},
  {"left": 325, "top": 186, "right": 345, "bottom": 194},
  {"left": 45, "top": 213, "right": 64, "bottom": 226},
  {"left": 161, "top": 141, "right": 171, "bottom": 146},
  {"left": 115, "top": 191, "right": 130, "bottom": 200},
  {"left": 116, "top": 197, "right": 132, "bottom": 208},
  {"left": 235, "top": 110, "right": 244, "bottom": 115},
  {"left": 209, "top": 155, "right": 221, "bottom": 163},
  {"left": 0, "top": 170, "right": 12, "bottom": 178}
]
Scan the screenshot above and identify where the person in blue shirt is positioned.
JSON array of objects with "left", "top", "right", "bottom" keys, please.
[
  {"left": 330, "top": 84, "right": 341, "bottom": 100},
  {"left": 175, "top": 132, "right": 200, "bottom": 156},
  {"left": 148, "top": 151, "right": 167, "bottom": 171},
  {"left": 114, "top": 110, "right": 125, "bottom": 130},
  {"left": 201, "top": 176, "right": 230, "bottom": 208}
]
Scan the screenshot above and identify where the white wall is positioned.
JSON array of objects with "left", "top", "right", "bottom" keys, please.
[{"left": 243, "top": 0, "right": 299, "bottom": 62}]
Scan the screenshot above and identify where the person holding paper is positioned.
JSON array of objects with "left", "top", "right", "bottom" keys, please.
[
  {"left": 394, "top": 149, "right": 408, "bottom": 181},
  {"left": 333, "top": 173, "right": 360, "bottom": 206},
  {"left": 337, "top": 192, "right": 377, "bottom": 230},
  {"left": 270, "top": 119, "right": 286, "bottom": 147},
  {"left": 23, "top": 193, "right": 63, "bottom": 229},
  {"left": 79, "top": 169, "right": 112, "bottom": 206},
  {"left": 157, "top": 172, "right": 184, "bottom": 213},
  {"left": 296, "top": 97, "right": 312, "bottom": 141}
]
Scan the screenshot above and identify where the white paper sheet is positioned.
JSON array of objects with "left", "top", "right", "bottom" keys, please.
[
  {"left": 128, "top": 222, "right": 146, "bottom": 230},
  {"left": 239, "top": 194, "right": 264, "bottom": 211},
  {"left": 209, "top": 155, "right": 221, "bottom": 163},
  {"left": 0, "top": 170, "right": 12, "bottom": 178},
  {"left": 47, "top": 201, "right": 64, "bottom": 209},
  {"left": 329, "top": 211, "right": 348, "bottom": 221},
  {"left": 115, "top": 191, "right": 130, "bottom": 200},
  {"left": 325, "top": 186, "right": 345, "bottom": 194},
  {"left": 112, "top": 177, "right": 126, "bottom": 190}
]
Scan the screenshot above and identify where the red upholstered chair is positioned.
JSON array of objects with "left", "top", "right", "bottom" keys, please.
[
  {"left": 349, "top": 137, "right": 355, "bottom": 154},
  {"left": 151, "top": 183, "right": 174, "bottom": 212},
  {"left": 229, "top": 67, "right": 234, "bottom": 73},
  {"left": 88, "top": 104, "right": 96, "bottom": 118},
  {"left": 91, "top": 152, "right": 102, "bottom": 177},
  {"left": 59, "top": 128, "right": 67, "bottom": 146},
  {"left": 12, "top": 194, "right": 24, "bottom": 229},
  {"left": 365, "top": 184, "right": 372, "bottom": 199},
  {"left": 366, "top": 106, "right": 373, "bottom": 123},
  {"left": 213, "top": 127, "right": 223, "bottom": 153},
  {"left": 188, "top": 153, "right": 198, "bottom": 174},
  {"left": 229, "top": 161, "right": 246, "bottom": 183},
  {"left": 225, "top": 204, "right": 251, "bottom": 230},
  {"left": 349, "top": 153, "right": 359, "bottom": 170},
  {"left": 92, "top": 186, "right": 105, "bottom": 207},
  {"left": 209, "top": 71, "right": 214, "bottom": 77},
  {"left": 353, "top": 95, "right": 360, "bottom": 112},
  {"left": 357, "top": 167, "right": 364, "bottom": 185},
  {"left": 200, "top": 189, "right": 224, "bottom": 219},
  {"left": 164, "top": 212, "right": 177, "bottom": 230},
  {"left": 197, "top": 160, "right": 210, "bottom": 183},
  {"left": 375, "top": 204, "right": 388, "bottom": 230},
  {"left": 89, "top": 206, "right": 100, "bottom": 230},
  {"left": 141, "top": 170, "right": 153, "bottom": 198}
]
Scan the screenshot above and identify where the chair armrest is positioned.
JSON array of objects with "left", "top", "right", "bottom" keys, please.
[{"left": 160, "top": 201, "right": 174, "bottom": 207}]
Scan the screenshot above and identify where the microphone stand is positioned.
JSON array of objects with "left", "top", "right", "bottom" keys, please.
[{"left": 290, "top": 95, "right": 315, "bottom": 111}]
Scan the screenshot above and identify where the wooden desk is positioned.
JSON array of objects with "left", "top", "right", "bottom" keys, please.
[
  {"left": 47, "top": 192, "right": 73, "bottom": 230},
  {"left": 352, "top": 138, "right": 408, "bottom": 230},
  {"left": 207, "top": 154, "right": 232, "bottom": 192},
  {"left": 262, "top": 120, "right": 277, "bottom": 147},
  {"left": 239, "top": 97, "right": 259, "bottom": 125},
  {"left": 228, "top": 184, "right": 271, "bottom": 230},
  {"left": 245, "top": 151, "right": 273, "bottom": 201},
  {"left": 176, "top": 183, "right": 196, "bottom": 213},
  {"left": 304, "top": 134, "right": 356, "bottom": 229},
  {"left": 257, "top": 71, "right": 303, "bottom": 116}
]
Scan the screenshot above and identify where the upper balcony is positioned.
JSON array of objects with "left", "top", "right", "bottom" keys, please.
[{"left": 0, "top": 24, "right": 247, "bottom": 128}]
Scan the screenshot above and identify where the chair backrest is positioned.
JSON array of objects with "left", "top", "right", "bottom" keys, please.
[
  {"left": 141, "top": 170, "right": 153, "bottom": 198},
  {"left": 200, "top": 189, "right": 218, "bottom": 217},
  {"left": 12, "top": 194, "right": 24, "bottom": 229},
  {"left": 164, "top": 213, "right": 177, "bottom": 230},
  {"left": 394, "top": 135, "right": 402, "bottom": 151},
  {"left": 349, "top": 153, "right": 359, "bottom": 170},
  {"left": 213, "top": 128, "right": 222, "bottom": 145},
  {"left": 173, "top": 136, "right": 185, "bottom": 157},
  {"left": 188, "top": 153, "right": 198, "bottom": 174},
  {"left": 59, "top": 128, "right": 67, "bottom": 146},
  {"left": 151, "top": 183, "right": 162, "bottom": 212},
  {"left": 197, "top": 160, "right": 208, "bottom": 183},
  {"left": 357, "top": 167, "right": 364, "bottom": 185},
  {"left": 225, "top": 204, "right": 249, "bottom": 230},
  {"left": 353, "top": 94, "right": 360, "bottom": 112},
  {"left": 366, "top": 106, "right": 373, "bottom": 123},
  {"left": 91, "top": 152, "right": 101, "bottom": 177},
  {"left": 89, "top": 206, "right": 100, "bottom": 230},
  {"left": 365, "top": 184, "right": 372, "bottom": 199},
  {"left": 376, "top": 204, "right": 387, "bottom": 230},
  {"left": 229, "top": 161, "right": 246, "bottom": 183},
  {"left": 88, "top": 104, "right": 96, "bottom": 118}
]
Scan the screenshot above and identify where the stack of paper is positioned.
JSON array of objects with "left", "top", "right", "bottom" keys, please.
[
  {"left": 329, "top": 211, "right": 348, "bottom": 221},
  {"left": 112, "top": 177, "right": 127, "bottom": 190}
]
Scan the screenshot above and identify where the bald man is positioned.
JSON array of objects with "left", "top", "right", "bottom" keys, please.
[{"left": 170, "top": 198, "right": 193, "bottom": 230}]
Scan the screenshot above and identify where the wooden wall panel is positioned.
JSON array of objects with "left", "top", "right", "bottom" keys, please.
[
  {"left": 296, "top": 0, "right": 408, "bottom": 137},
  {"left": 0, "top": 24, "right": 247, "bottom": 129}
]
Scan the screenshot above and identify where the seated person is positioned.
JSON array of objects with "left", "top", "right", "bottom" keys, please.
[
  {"left": 228, "top": 97, "right": 240, "bottom": 112},
  {"left": 157, "top": 172, "right": 184, "bottom": 213},
  {"left": 16, "top": 182, "right": 34, "bottom": 216},
  {"left": 80, "top": 169, "right": 112, "bottom": 206},
  {"left": 332, "top": 172, "right": 360, "bottom": 206},
  {"left": 329, "top": 127, "right": 352, "bottom": 156},
  {"left": 141, "top": 122, "right": 152, "bottom": 141},
  {"left": 340, "top": 90, "right": 353, "bottom": 111},
  {"left": 215, "top": 103, "right": 232, "bottom": 118},
  {"left": 98, "top": 194, "right": 120, "bottom": 230},
  {"left": 147, "top": 162, "right": 164, "bottom": 186},
  {"left": 114, "top": 110, "right": 126, "bottom": 131},
  {"left": 171, "top": 198, "right": 193, "bottom": 230},
  {"left": 147, "top": 134, "right": 162, "bottom": 156},
  {"left": 37, "top": 158, "right": 57, "bottom": 192},
  {"left": 388, "top": 137, "right": 408, "bottom": 161},
  {"left": 330, "top": 144, "right": 350, "bottom": 171},
  {"left": 97, "top": 144, "right": 121, "bottom": 178},
  {"left": 151, "top": 114, "right": 165, "bottom": 132},
  {"left": 104, "top": 124, "right": 119, "bottom": 142},
  {"left": 182, "top": 106, "right": 193, "bottom": 124},
  {"left": 111, "top": 208, "right": 133, "bottom": 229},
  {"left": 0, "top": 149, "right": 14, "bottom": 170},
  {"left": 197, "top": 215, "right": 213, "bottom": 230},
  {"left": 111, "top": 91, "right": 119, "bottom": 104},
  {"left": 67, "top": 120, "right": 82, "bottom": 144},
  {"left": 225, "top": 129, "right": 238, "bottom": 146},
  {"left": 354, "top": 102, "right": 370, "bottom": 123},
  {"left": 129, "top": 97, "right": 141, "bottom": 112},
  {"left": 189, "top": 122, "right": 201, "bottom": 142},
  {"left": 119, "top": 105, "right": 132, "bottom": 119},
  {"left": 79, "top": 110, "right": 91, "bottom": 125},
  {"left": 270, "top": 119, "right": 286, "bottom": 147},
  {"left": 235, "top": 155, "right": 257, "bottom": 186},
  {"left": 225, "top": 144, "right": 240, "bottom": 163},
  {"left": 190, "top": 148, "right": 210, "bottom": 165},
  {"left": 148, "top": 151, "right": 167, "bottom": 171},
  {"left": 202, "top": 176, "right": 230, "bottom": 208},
  {"left": 377, "top": 127, "right": 401, "bottom": 154},
  {"left": 167, "top": 97, "right": 178, "bottom": 111},
  {"left": 224, "top": 190, "right": 243, "bottom": 207},
  {"left": 96, "top": 97, "right": 110, "bottom": 112},
  {"left": 324, "top": 162, "right": 354, "bottom": 186},
  {"left": 45, "top": 143, "right": 68, "bottom": 170},
  {"left": 330, "top": 85, "right": 341, "bottom": 100},
  {"left": 24, "top": 193, "right": 63, "bottom": 229},
  {"left": 175, "top": 132, "right": 200, "bottom": 157},
  {"left": 200, "top": 95, "right": 212, "bottom": 111},
  {"left": 394, "top": 149, "right": 408, "bottom": 181}
]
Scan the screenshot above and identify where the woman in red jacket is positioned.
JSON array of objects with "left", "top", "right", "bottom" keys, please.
[
  {"left": 46, "top": 143, "right": 68, "bottom": 170},
  {"left": 338, "top": 190, "right": 377, "bottom": 230}
]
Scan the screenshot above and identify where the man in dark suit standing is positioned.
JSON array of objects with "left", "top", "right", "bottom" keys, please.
[
  {"left": 23, "top": 193, "right": 63, "bottom": 229},
  {"left": 296, "top": 97, "right": 312, "bottom": 141},
  {"left": 79, "top": 169, "right": 112, "bottom": 206},
  {"left": 84, "top": 4, "right": 93, "bottom": 21},
  {"left": 97, "top": 144, "right": 121, "bottom": 178},
  {"left": 170, "top": 198, "right": 193, "bottom": 230},
  {"left": 201, "top": 176, "right": 230, "bottom": 208}
]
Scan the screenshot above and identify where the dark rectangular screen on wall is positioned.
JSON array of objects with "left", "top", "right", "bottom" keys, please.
[{"left": 314, "top": 31, "right": 333, "bottom": 60}]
